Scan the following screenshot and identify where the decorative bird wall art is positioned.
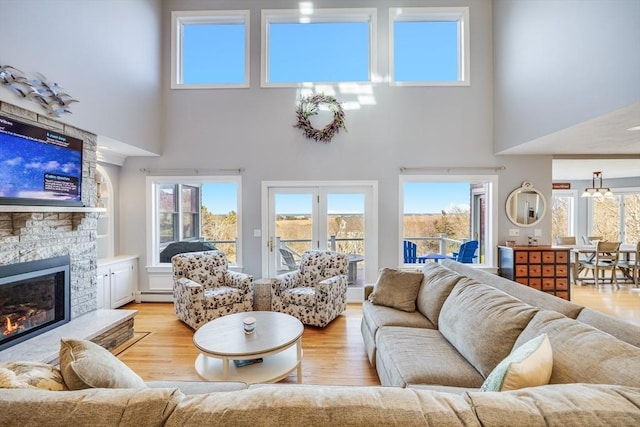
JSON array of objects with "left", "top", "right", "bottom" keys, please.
[{"left": 0, "top": 64, "right": 78, "bottom": 117}]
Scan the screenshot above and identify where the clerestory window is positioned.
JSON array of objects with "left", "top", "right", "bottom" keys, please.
[
  {"left": 261, "top": 8, "right": 377, "bottom": 86},
  {"left": 390, "top": 7, "right": 470, "bottom": 86},
  {"left": 171, "top": 10, "right": 250, "bottom": 88}
]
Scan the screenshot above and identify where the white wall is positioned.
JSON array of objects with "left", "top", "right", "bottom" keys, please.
[
  {"left": 1, "top": 0, "right": 557, "bottom": 293},
  {"left": 117, "top": 0, "right": 552, "bottom": 292},
  {"left": 493, "top": 0, "right": 640, "bottom": 152},
  {"left": 0, "top": 0, "right": 162, "bottom": 153}
]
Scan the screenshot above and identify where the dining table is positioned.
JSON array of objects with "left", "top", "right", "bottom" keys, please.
[{"left": 557, "top": 244, "right": 637, "bottom": 285}]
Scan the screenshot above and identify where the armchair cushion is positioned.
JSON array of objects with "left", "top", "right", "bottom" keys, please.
[
  {"left": 203, "top": 287, "right": 244, "bottom": 309},
  {"left": 186, "top": 268, "right": 225, "bottom": 288},
  {"left": 283, "top": 287, "right": 316, "bottom": 307},
  {"left": 300, "top": 251, "right": 347, "bottom": 286}
]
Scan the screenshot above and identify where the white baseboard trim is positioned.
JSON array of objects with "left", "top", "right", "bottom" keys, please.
[
  {"left": 347, "top": 287, "right": 364, "bottom": 303},
  {"left": 139, "top": 292, "right": 173, "bottom": 303}
]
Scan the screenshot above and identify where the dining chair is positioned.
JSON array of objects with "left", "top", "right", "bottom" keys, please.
[
  {"left": 581, "top": 236, "right": 603, "bottom": 245},
  {"left": 579, "top": 241, "right": 621, "bottom": 288},
  {"left": 556, "top": 236, "right": 582, "bottom": 281},
  {"left": 556, "top": 236, "right": 576, "bottom": 245},
  {"left": 618, "top": 241, "right": 640, "bottom": 287}
]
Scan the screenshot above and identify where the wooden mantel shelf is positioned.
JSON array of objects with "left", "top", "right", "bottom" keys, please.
[{"left": 0, "top": 205, "right": 106, "bottom": 213}]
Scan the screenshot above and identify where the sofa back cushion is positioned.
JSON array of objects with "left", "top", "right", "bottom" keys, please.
[
  {"left": 438, "top": 281, "right": 539, "bottom": 378},
  {"left": 0, "top": 387, "right": 183, "bottom": 426},
  {"left": 416, "top": 264, "right": 464, "bottom": 327},
  {"left": 466, "top": 383, "right": 640, "bottom": 426},
  {"left": 165, "top": 385, "right": 478, "bottom": 426},
  {"left": 576, "top": 307, "right": 640, "bottom": 348},
  {"left": 514, "top": 310, "right": 640, "bottom": 387},
  {"left": 440, "top": 260, "right": 583, "bottom": 318}
]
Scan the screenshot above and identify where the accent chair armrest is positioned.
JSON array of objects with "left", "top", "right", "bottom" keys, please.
[
  {"left": 316, "top": 274, "right": 347, "bottom": 304},
  {"left": 224, "top": 270, "right": 254, "bottom": 294}
]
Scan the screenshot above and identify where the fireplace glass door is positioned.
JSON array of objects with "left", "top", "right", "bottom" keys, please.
[{"left": 0, "top": 256, "right": 71, "bottom": 351}]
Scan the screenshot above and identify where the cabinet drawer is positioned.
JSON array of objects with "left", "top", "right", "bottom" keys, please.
[
  {"left": 516, "top": 278, "right": 529, "bottom": 286},
  {"left": 542, "top": 252, "right": 555, "bottom": 263},
  {"left": 542, "top": 279, "right": 556, "bottom": 291},
  {"left": 529, "top": 265, "right": 541, "bottom": 277},
  {"left": 555, "top": 291, "right": 569, "bottom": 300},
  {"left": 515, "top": 266, "right": 529, "bottom": 277},
  {"left": 556, "top": 251, "right": 568, "bottom": 263},
  {"left": 528, "top": 278, "right": 542, "bottom": 290},
  {"left": 555, "top": 265, "right": 568, "bottom": 276},
  {"left": 529, "top": 252, "right": 542, "bottom": 263},
  {"left": 515, "top": 252, "right": 528, "bottom": 264},
  {"left": 542, "top": 266, "right": 555, "bottom": 277},
  {"left": 555, "top": 279, "right": 568, "bottom": 290}
]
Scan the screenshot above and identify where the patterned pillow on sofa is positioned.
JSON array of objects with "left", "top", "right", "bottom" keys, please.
[{"left": 0, "top": 361, "right": 67, "bottom": 390}]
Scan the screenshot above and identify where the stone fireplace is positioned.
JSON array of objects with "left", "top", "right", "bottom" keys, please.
[{"left": 0, "top": 101, "right": 135, "bottom": 363}]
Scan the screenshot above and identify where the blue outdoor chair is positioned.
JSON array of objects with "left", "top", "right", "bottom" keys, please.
[
  {"left": 403, "top": 240, "right": 417, "bottom": 263},
  {"left": 451, "top": 240, "right": 479, "bottom": 263}
]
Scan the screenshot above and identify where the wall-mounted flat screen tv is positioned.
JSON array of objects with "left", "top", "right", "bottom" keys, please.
[{"left": 0, "top": 114, "right": 83, "bottom": 207}]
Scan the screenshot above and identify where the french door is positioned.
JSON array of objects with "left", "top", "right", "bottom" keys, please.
[{"left": 262, "top": 182, "right": 377, "bottom": 283}]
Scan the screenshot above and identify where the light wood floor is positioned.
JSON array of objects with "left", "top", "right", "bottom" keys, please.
[
  {"left": 117, "top": 303, "right": 380, "bottom": 385},
  {"left": 116, "top": 283, "right": 639, "bottom": 386}
]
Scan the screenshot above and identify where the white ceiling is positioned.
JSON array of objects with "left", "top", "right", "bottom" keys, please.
[
  {"left": 498, "top": 103, "right": 640, "bottom": 180},
  {"left": 497, "top": 103, "right": 640, "bottom": 156}
]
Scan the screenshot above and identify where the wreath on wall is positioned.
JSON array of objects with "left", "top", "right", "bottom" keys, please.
[{"left": 294, "top": 94, "right": 346, "bottom": 143}]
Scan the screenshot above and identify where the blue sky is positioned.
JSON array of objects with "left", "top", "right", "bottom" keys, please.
[
  {"left": 202, "top": 183, "right": 237, "bottom": 214},
  {"left": 202, "top": 184, "right": 470, "bottom": 215},
  {"left": 182, "top": 16, "right": 459, "bottom": 84},
  {"left": 404, "top": 182, "right": 470, "bottom": 214}
]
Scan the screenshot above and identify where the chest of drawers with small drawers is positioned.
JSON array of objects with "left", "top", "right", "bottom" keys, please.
[{"left": 498, "top": 246, "right": 570, "bottom": 300}]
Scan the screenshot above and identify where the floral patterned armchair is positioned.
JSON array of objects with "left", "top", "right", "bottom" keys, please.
[
  {"left": 271, "top": 250, "right": 348, "bottom": 327},
  {"left": 172, "top": 250, "right": 253, "bottom": 330}
]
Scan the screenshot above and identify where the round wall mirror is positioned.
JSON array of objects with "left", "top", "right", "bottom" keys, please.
[{"left": 506, "top": 182, "right": 546, "bottom": 227}]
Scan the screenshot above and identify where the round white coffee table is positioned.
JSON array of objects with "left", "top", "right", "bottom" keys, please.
[{"left": 193, "top": 311, "right": 303, "bottom": 383}]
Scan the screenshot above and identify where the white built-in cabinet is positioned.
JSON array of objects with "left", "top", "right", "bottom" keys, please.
[{"left": 97, "top": 256, "right": 138, "bottom": 309}]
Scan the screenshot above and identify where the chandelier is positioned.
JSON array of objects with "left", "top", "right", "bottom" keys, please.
[{"left": 581, "top": 171, "right": 613, "bottom": 199}]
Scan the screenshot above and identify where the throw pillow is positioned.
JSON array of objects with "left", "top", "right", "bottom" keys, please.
[
  {"left": 59, "top": 338, "right": 146, "bottom": 390},
  {"left": 368, "top": 268, "right": 424, "bottom": 312},
  {"left": 0, "top": 361, "right": 67, "bottom": 390},
  {"left": 480, "top": 334, "right": 552, "bottom": 392}
]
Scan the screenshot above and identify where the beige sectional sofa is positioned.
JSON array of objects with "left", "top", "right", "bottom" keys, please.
[
  {"left": 1, "top": 381, "right": 640, "bottom": 426},
  {"left": 362, "top": 260, "right": 640, "bottom": 390},
  {"left": 1, "top": 260, "right": 640, "bottom": 425}
]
